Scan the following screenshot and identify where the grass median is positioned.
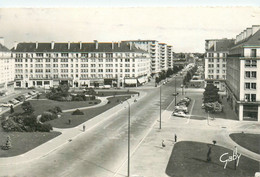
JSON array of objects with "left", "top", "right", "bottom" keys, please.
[
  {"left": 230, "top": 133, "right": 260, "bottom": 154},
  {"left": 166, "top": 141, "right": 259, "bottom": 177}
]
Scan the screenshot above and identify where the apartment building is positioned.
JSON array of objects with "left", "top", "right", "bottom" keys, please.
[
  {"left": 159, "top": 43, "right": 167, "bottom": 71},
  {"left": 11, "top": 41, "right": 150, "bottom": 88},
  {"left": 0, "top": 38, "right": 14, "bottom": 94},
  {"left": 204, "top": 39, "right": 234, "bottom": 91},
  {"left": 167, "top": 45, "right": 173, "bottom": 69},
  {"left": 124, "top": 40, "right": 163, "bottom": 75},
  {"left": 226, "top": 25, "right": 260, "bottom": 121}
]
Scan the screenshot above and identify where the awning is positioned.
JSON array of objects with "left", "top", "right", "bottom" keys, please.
[
  {"left": 125, "top": 79, "right": 137, "bottom": 84},
  {"left": 138, "top": 77, "right": 145, "bottom": 84}
]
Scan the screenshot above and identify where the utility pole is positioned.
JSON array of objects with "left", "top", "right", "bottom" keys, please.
[
  {"left": 175, "top": 76, "right": 177, "bottom": 106},
  {"left": 159, "top": 86, "right": 162, "bottom": 129}
]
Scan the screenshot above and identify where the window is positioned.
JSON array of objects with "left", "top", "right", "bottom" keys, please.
[
  {"left": 245, "top": 71, "right": 250, "bottom": 78},
  {"left": 245, "top": 83, "right": 250, "bottom": 89},
  {"left": 245, "top": 60, "right": 257, "bottom": 67},
  {"left": 222, "top": 64, "right": 226, "bottom": 67},
  {"left": 245, "top": 94, "right": 250, "bottom": 101},
  {"left": 250, "top": 49, "right": 257, "bottom": 57},
  {"left": 251, "top": 94, "right": 256, "bottom": 102},
  {"left": 251, "top": 71, "right": 257, "bottom": 78},
  {"left": 251, "top": 83, "right": 256, "bottom": 89}
]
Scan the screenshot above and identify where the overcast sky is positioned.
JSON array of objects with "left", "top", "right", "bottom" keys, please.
[{"left": 0, "top": 1, "right": 260, "bottom": 52}]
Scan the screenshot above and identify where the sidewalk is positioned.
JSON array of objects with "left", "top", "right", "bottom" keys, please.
[
  {"left": 114, "top": 106, "right": 260, "bottom": 177},
  {"left": 0, "top": 91, "right": 146, "bottom": 166}
]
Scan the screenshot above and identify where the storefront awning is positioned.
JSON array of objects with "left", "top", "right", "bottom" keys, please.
[
  {"left": 125, "top": 79, "right": 137, "bottom": 84},
  {"left": 138, "top": 77, "right": 145, "bottom": 84}
]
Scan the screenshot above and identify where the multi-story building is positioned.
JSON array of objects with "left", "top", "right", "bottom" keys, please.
[
  {"left": 226, "top": 25, "right": 260, "bottom": 121},
  {"left": 0, "top": 37, "right": 14, "bottom": 94},
  {"left": 204, "top": 39, "right": 234, "bottom": 91},
  {"left": 167, "top": 45, "right": 173, "bottom": 69},
  {"left": 124, "top": 40, "right": 163, "bottom": 75},
  {"left": 11, "top": 41, "right": 150, "bottom": 88},
  {"left": 159, "top": 43, "right": 168, "bottom": 71}
]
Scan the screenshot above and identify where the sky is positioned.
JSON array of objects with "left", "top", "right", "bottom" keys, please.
[{"left": 0, "top": 0, "right": 260, "bottom": 52}]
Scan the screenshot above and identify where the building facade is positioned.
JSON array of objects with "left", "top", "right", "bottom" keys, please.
[
  {"left": 167, "top": 45, "right": 173, "bottom": 69},
  {"left": 226, "top": 25, "right": 260, "bottom": 121},
  {"left": 0, "top": 38, "right": 14, "bottom": 94},
  {"left": 12, "top": 41, "right": 150, "bottom": 89},
  {"left": 204, "top": 39, "right": 234, "bottom": 91},
  {"left": 159, "top": 43, "right": 167, "bottom": 71}
]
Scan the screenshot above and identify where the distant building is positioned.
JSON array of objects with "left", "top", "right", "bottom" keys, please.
[
  {"left": 0, "top": 37, "right": 14, "bottom": 94},
  {"left": 11, "top": 41, "right": 150, "bottom": 88},
  {"left": 124, "top": 40, "right": 174, "bottom": 75},
  {"left": 226, "top": 25, "right": 260, "bottom": 121},
  {"left": 204, "top": 38, "right": 235, "bottom": 91}
]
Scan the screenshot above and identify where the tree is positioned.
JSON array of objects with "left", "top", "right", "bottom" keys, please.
[
  {"left": 21, "top": 101, "right": 34, "bottom": 114},
  {"left": 203, "top": 84, "right": 220, "bottom": 103}
]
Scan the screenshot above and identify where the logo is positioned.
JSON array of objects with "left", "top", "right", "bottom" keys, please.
[{"left": 219, "top": 147, "right": 241, "bottom": 169}]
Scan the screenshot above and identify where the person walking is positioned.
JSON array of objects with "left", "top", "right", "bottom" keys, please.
[
  {"left": 83, "top": 124, "right": 85, "bottom": 132},
  {"left": 162, "top": 140, "right": 166, "bottom": 148},
  {"left": 174, "top": 134, "right": 177, "bottom": 142},
  {"left": 68, "top": 119, "right": 71, "bottom": 125}
]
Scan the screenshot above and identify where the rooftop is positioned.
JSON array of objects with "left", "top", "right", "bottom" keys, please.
[
  {"left": 0, "top": 43, "right": 10, "bottom": 52},
  {"left": 11, "top": 41, "right": 148, "bottom": 53}
]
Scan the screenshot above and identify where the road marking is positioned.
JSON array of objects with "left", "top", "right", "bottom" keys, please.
[
  {"left": 186, "top": 99, "right": 195, "bottom": 124},
  {"left": 113, "top": 92, "right": 177, "bottom": 177}
]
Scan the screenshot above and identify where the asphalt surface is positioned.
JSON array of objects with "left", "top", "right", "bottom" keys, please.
[{"left": 0, "top": 77, "right": 183, "bottom": 177}]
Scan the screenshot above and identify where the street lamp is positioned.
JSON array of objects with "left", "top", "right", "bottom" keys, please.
[
  {"left": 121, "top": 99, "right": 131, "bottom": 177},
  {"left": 159, "top": 85, "right": 162, "bottom": 129},
  {"left": 175, "top": 76, "right": 177, "bottom": 106}
]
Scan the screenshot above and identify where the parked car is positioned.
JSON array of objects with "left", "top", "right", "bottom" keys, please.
[
  {"left": 23, "top": 93, "right": 31, "bottom": 99},
  {"left": 0, "top": 102, "right": 14, "bottom": 107},
  {"left": 32, "top": 90, "right": 39, "bottom": 94},
  {"left": 172, "top": 111, "right": 188, "bottom": 117},
  {"left": 174, "top": 106, "right": 188, "bottom": 113},
  {"left": 9, "top": 99, "right": 20, "bottom": 105},
  {"left": 177, "top": 101, "right": 189, "bottom": 107},
  {"left": 28, "top": 91, "right": 36, "bottom": 96},
  {"left": 15, "top": 95, "right": 25, "bottom": 102},
  {"left": 172, "top": 92, "right": 179, "bottom": 96}
]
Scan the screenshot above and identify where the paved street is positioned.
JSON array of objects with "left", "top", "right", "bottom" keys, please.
[{"left": 0, "top": 76, "right": 183, "bottom": 177}]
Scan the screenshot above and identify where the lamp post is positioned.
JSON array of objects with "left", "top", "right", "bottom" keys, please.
[
  {"left": 175, "top": 76, "right": 177, "bottom": 106},
  {"left": 122, "top": 100, "right": 131, "bottom": 177},
  {"left": 159, "top": 85, "right": 162, "bottom": 129}
]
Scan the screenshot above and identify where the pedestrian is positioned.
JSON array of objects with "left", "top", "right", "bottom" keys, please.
[
  {"left": 174, "top": 134, "right": 177, "bottom": 142},
  {"left": 68, "top": 119, "right": 71, "bottom": 125},
  {"left": 162, "top": 140, "right": 166, "bottom": 148},
  {"left": 83, "top": 124, "right": 85, "bottom": 132}
]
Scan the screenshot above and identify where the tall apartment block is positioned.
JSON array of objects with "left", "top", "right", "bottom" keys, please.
[
  {"left": 0, "top": 37, "right": 14, "bottom": 94},
  {"left": 204, "top": 39, "right": 234, "bottom": 91},
  {"left": 167, "top": 45, "right": 173, "bottom": 69},
  {"left": 159, "top": 43, "right": 167, "bottom": 71},
  {"left": 12, "top": 41, "right": 150, "bottom": 88},
  {"left": 124, "top": 40, "right": 172, "bottom": 75},
  {"left": 226, "top": 25, "right": 260, "bottom": 121}
]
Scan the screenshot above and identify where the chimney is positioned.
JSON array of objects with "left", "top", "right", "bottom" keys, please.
[
  {"left": 14, "top": 41, "right": 18, "bottom": 50},
  {"left": 94, "top": 40, "right": 98, "bottom": 49},
  {"left": 68, "top": 41, "right": 70, "bottom": 49},
  {"left": 242, "top": 30, "right": 247, "bottom": 40},
  {"left": 130, "top": 42, "right": 132, "bottom": 50},
  {"left": 213, "top": 41, "right": 217, "bottom": 51},
  {"left": 79, "top": 41, "right": 82, "bottom": 49},
  {"left": 112, "top": 41, "right": 114, "bottom": 50},
  {"left": 118, "top": 41, "right": 121, "bottom": 47},
  {"left": 246, "top": 28, "right": 252, "bottom": 38},
  {"left": 51, "top": 41, "right": 55, "bottom": 50},
  {"left": 0, "top": 37, "right": 4, "bottom": 46},
  {"left": 252, "top": 25, "right": 260, "bottom": 35},
  {"left": 36, "top": 41, "right": 38, "bottom": 49}
]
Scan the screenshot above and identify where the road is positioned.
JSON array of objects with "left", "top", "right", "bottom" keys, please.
[{"left": 0, "top": 76, "right": 183, "bottom": 177}]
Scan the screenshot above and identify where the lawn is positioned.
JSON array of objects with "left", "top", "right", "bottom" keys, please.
[
  {"left": 11, "top": 99, "right": 101, "bottom": 116},
  {"left": 0, "top": 131, "right": 61, "bottom": 157},
  {"left": 166, "top": 141, "right": 259, "bottom": 177},
  {"left": 230, "top": 133, "right": 260, "bottom": 154},
  {"left": 48, "top": 95, "right": 131, "bottom": 128}
]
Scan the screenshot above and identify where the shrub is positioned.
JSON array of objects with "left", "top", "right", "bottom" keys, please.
[
  {"left": 40, "top": 111, "right": 58, "bottom": 122},
  {"left": 36, "top": 123, "right": 53, "bottom": 132},
  {"left": 72, "top": 109, "right": 84, "bottom": 115}
]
